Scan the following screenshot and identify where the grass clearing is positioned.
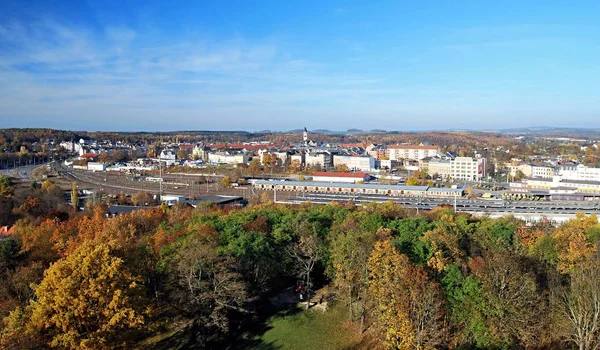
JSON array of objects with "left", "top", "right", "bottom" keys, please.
[{"left": 252, "top": 302, "right": 361, "bottom": 350}]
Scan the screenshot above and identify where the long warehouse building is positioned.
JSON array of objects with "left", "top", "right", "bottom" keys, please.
[{"left": 253, "top": 180, "right": 463, "bottom": 198}]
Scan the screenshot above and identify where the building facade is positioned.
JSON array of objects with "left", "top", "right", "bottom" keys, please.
[
  {"left": 332, "top": 155, "right": 375, "bottom": 172},
  {"left": 531, "top": 165, "right": 555, "bottom": 179},
  {"left": 208, "top": 152, "right": 248, "bottom": 165},
  {"left": 450, "top": 157, "right": 486, "bottom": 181},
  {"left": 387, "top": 145, "right": 440, "bottom": 161},
  {"left": 305, "top": 152, "right": 333, "bottom": 169}
]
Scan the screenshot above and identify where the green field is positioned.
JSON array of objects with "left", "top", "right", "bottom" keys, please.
[{"left": 250, "top": 303, "right": 360, "bottom": 350}]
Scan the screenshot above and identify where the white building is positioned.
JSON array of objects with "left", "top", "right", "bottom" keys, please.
[
  {"left": 208, "top": 152, "right": 248, "bottom": 165},
  {"left": 387, "top": 145, "right": 440, "bottom": 161},
  {"left": 159, "top": 150, "right": 178, "bottom": 166},
  {"left": 505, "top": 162, "right": 533, "bottom": 178},
  {"left": 333, "top": 155, "right": 375, "bottom": 172},
  {"left": 305, "top": 152, "right": 332, "bottom": 169},
  {"left": 558, "top": 164, "right": 600, "bottom": 183},
  {"left": 379, "top": 159, "right": 397, "bottom": 170},
  {"left": 531, "top": 165, "right": 555, "bottom": 179},
  {"left": 87, "top": 162, "right": 108, "bottom": 172},
  {"left": 311, "top": 171, "right": 370, "bottom": 183},
  {"left": 450, "top": 157, "right": 486, "bottom": 181}
]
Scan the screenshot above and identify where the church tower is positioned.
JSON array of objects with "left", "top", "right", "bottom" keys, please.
[{"left": 303, "top": 127, "right": 308, "bottom": 145}]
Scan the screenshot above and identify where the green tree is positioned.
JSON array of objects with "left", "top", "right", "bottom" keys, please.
[
  {"left": 330, "top": 221, "right": 376, "bottom": 331},
  {"left": 0, "top": 175, "right": 13, "bottom": 197},
  {"left": 165, "top": 231, "right": 248, "bottom": 344}
]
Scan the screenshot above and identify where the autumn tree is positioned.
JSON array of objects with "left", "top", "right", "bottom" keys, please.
[
  {"left": 469, "top": 251, "right": 547, "bottom": 347},
  {"left": 262, "top": 154, "right": 277, "bottom": 175},
  {"left": 406, "top": 177, "right": 419, "bottom": 186},
  {"left": 248, "top": 158, "right": 262, "bottom": 177},
  {"left": 330, "top": 220, "right": 377, "bottom": 330},
  {"left": 220, "top": 176, "right": 232, "bottom": 188},
  {"left": 98, "top": 152, "right": 109, "bottom": 163},
  {"left": 132, "top": 191, "right": 155, "bottom": 206},
  {"left": 368, "top": 240, "right": 447, "bottom": 349},
  {"left": 335, "top": 163, "right": 349, "bottom": 172},
  {"left": 290, "top": 159, "right": 302, "bottom": 173},
  {"left": 70, "top": 181, "right": 78, "bottom": 210},
  {"left": 18, "top": 241, "right": 144, "bottom": 349},
  {"left": 552, "top": 213, "right": 599, "bottom": 273}
]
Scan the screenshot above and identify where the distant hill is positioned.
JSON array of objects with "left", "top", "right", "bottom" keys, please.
[
  {"left": 499, "top": 126, "right": 600, "bottom": 136},
  {"left": 313, "top": 129, "right": 337, "bottom": 134}
]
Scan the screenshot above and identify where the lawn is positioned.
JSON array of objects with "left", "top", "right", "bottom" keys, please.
[{"left": 251, "top": 302, "right": 361, "bottom": 350}]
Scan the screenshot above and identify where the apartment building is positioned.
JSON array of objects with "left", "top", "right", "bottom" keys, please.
[
  {"left": 531, "top": 165, "right": 555, "bottom": 178},
  {"left": 305, "top": 152, "right": 333, "bottom": 169},
  {"left": 333, "top": 155, "right": 375, "bottom": 172},
  {"left": 425, "top": 158, "right": 452, "bottom": 179},
  {"left": 505, "top": 162, "right": 533, "bottom": 178},
  {"left": 387, "top": 144, "right": 440, "bottom": 161},
  {"left": 208, "top": 152, "right": 248, "bottom": 165},
  {"left": 450, "top": 157, "right": 486, "bottom": 181},
  {"left": 558, "top": 164, "right": 600, "bottom": 182}
]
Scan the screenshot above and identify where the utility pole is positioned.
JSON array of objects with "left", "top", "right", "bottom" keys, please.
[
  {"left": 159, "top": 160, "right": 163, "bottom": 200},
  {"left": 454, "top": 192, "right": 457, "bottom": 212}
]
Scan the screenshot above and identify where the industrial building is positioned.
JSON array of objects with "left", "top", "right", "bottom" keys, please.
[{"left": 253, "top": 180, "right": 463, "bottom": 198}]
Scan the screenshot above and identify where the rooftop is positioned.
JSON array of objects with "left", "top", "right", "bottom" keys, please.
[
  {"left": 254, "top": 180, "right": 463, "bottom": 193},
  {"left": 313, "top": 171, "right": 368, "bottom": 178}
]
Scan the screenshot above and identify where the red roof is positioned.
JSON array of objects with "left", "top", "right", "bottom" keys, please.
[
  {"left": 179, "top": 145, "right": 194, "bottom": 150},
  {"left": 0, "top": 226, "right": 14, "bottom": 235},
  {"left": 208, "top": 143, "right": 287, "bottom": 151},
  {"left": 80, "top": 153, "right": 98, "bottom": 159},
  {"left": 313, "top": 172, "right": 367, "bottom": 178}
]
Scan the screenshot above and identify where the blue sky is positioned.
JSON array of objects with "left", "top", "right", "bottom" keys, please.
[{"left": 0, "top": 1, "right": 599, "bottom": 131}]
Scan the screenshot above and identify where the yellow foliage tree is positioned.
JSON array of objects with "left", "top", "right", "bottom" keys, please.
[
  {"left": 553, "top": 213, "right": 599, "bottom": 273},
  {"left": 406, "top": 177, "right": 419, "bottom": 186},
  {"left": 27, "top": 241, "right": 144, "bottom": 349},
  {"left": 368, "top": 240, "right": 447, "bottom": 349}
]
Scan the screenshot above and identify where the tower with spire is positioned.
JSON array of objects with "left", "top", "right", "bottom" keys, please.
[{"left": 303, "top": 127, "right": 308, "bottom": 145}]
